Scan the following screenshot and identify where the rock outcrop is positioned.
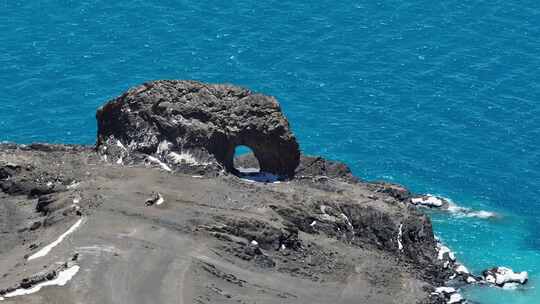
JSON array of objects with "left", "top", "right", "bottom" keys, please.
[{"left": 96, "top": 80, "right": 300, "bottom": 178}]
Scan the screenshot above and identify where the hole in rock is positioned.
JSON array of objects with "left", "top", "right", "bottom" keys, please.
[{"left": 233, "top": 145, "right": 279, "bottom": 183}]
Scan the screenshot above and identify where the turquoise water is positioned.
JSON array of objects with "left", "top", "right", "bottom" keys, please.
[{"left": 1, "top": 1, "right": 539, "bottom": 303}]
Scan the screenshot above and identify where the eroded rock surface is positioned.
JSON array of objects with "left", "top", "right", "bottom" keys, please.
[{"left": 96, "top": 80, "right": 300, "bottom": 178}]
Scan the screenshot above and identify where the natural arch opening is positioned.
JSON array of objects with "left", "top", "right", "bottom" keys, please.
[
  {"left": 232, "top": 145, "right": 279, "bottom": 183},
  {"left": 233, "top": 145, "right": 260, "bottom": 174}
]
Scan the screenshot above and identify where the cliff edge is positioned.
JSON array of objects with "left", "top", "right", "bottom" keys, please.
[{"left": 0, "top": 81, "right": 453, "bottom": 304}]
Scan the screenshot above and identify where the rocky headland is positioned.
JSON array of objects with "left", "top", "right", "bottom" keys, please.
[{"left": 0, "top": 81, "right": 527, "bottom": 303}]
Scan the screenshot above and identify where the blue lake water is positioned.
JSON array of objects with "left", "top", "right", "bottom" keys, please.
[{"left": 1, "top": 1, "right": 539, "bottom": 303}]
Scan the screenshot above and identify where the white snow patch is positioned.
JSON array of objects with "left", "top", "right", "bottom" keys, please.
[
  {"left": 250, "top": 240, "right": 258, "bottom": 246},
  {"left": 397, "top": 223, "right": 404, "bottom": 251},
  {"left": 2, "top": 265, "right": 80, "bottom": 299},
  {"left": 147, "top": 156, "right": 172, "bottom": 172},
  {"left": 192, "top": 175, "right": 204, "bottom": 178},
  {"left": 27, "top": 218, "right": 84, "bottom": 260},
  {"left": 280, "top": 244, "right": 286, "bottom": 251},
  {"left": 310, "top": 220, "right": 317, "bottom": 227},
  {"left": 116, "top": 156, "right": 123, "bottom": 165}
]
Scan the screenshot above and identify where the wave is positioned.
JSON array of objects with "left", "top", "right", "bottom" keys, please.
[{"left": 426, "top": 194, "right": 499, "bottom": 219}]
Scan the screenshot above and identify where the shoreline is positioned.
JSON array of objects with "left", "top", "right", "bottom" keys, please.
[{"left": 0, "top": 81, "right": 530, "bottom": 304}]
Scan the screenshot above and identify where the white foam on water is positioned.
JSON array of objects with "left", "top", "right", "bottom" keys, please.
[
  {"left": 493, "top": 267, "right": 528, "bottom": 285},
  {"left": 437, "top": 244, "right": 455, "bottom": 261},
  {"left": 27, "top": 218, "right": 84, "bottom": 261},
  {"left": 435, "top": 286, "right": 456, "bottom": 294},
  {"left": 466, "top": 276, "right": 476, "bottom": 283},
  {"left": 429, "top": 195, "right": 498, "bottom": 219},
  {"left": 502, "top": 282, "right": 520, "bottom": 290},
  {"left": 455, "top": 264, "right": 469, "bottom": 274},
  {"left": 411, "top": 195, "right": 444, "bottom": 207},
  {"left": 2, "top": 265, "right": 80, "bottom": 299},
  {"left": 448, "top": 293, "right": 464, "bottom": 304},
  {"left": 464, "top": 210, "right": 498, "bottom": 219},
  {"left": 147, "top": 156, "right": 172, "bottom": 172}
]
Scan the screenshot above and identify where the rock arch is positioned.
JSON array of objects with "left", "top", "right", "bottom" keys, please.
[{"left": 96, "top": 80, "right": 300, "bottom": 178}]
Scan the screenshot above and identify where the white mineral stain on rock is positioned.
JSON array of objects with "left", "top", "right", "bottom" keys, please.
[
  {"left": 397, "top": 223, "right": 404, "bottom": 251},
  {"left": 2, "top": 265, "right": 80, "bottom": 299},
  {"left": 27, "top": 218, "right": 84, "bottom": 261},
  {"left": 155, "top": 193, "right": 164, "bottom": 206},
  {"left": 147, "top": 156, "right": 172, "bottom": 172},
  {"left": 116, "top": 140, "right": 127, "bottom": 151},
  {"left": 66, "top": 181, "right": 80, "bottom": 189},
  {"left": 168, "top": 151, "right": 208, "bottom": 166}
]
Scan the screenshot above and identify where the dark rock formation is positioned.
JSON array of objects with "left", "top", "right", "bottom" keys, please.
[
  {"left": 235, "top": 153, "right": 358, "bottom": 183},
  {"left": 96, "top": 80, "right": 300, "bottom": 178}
]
